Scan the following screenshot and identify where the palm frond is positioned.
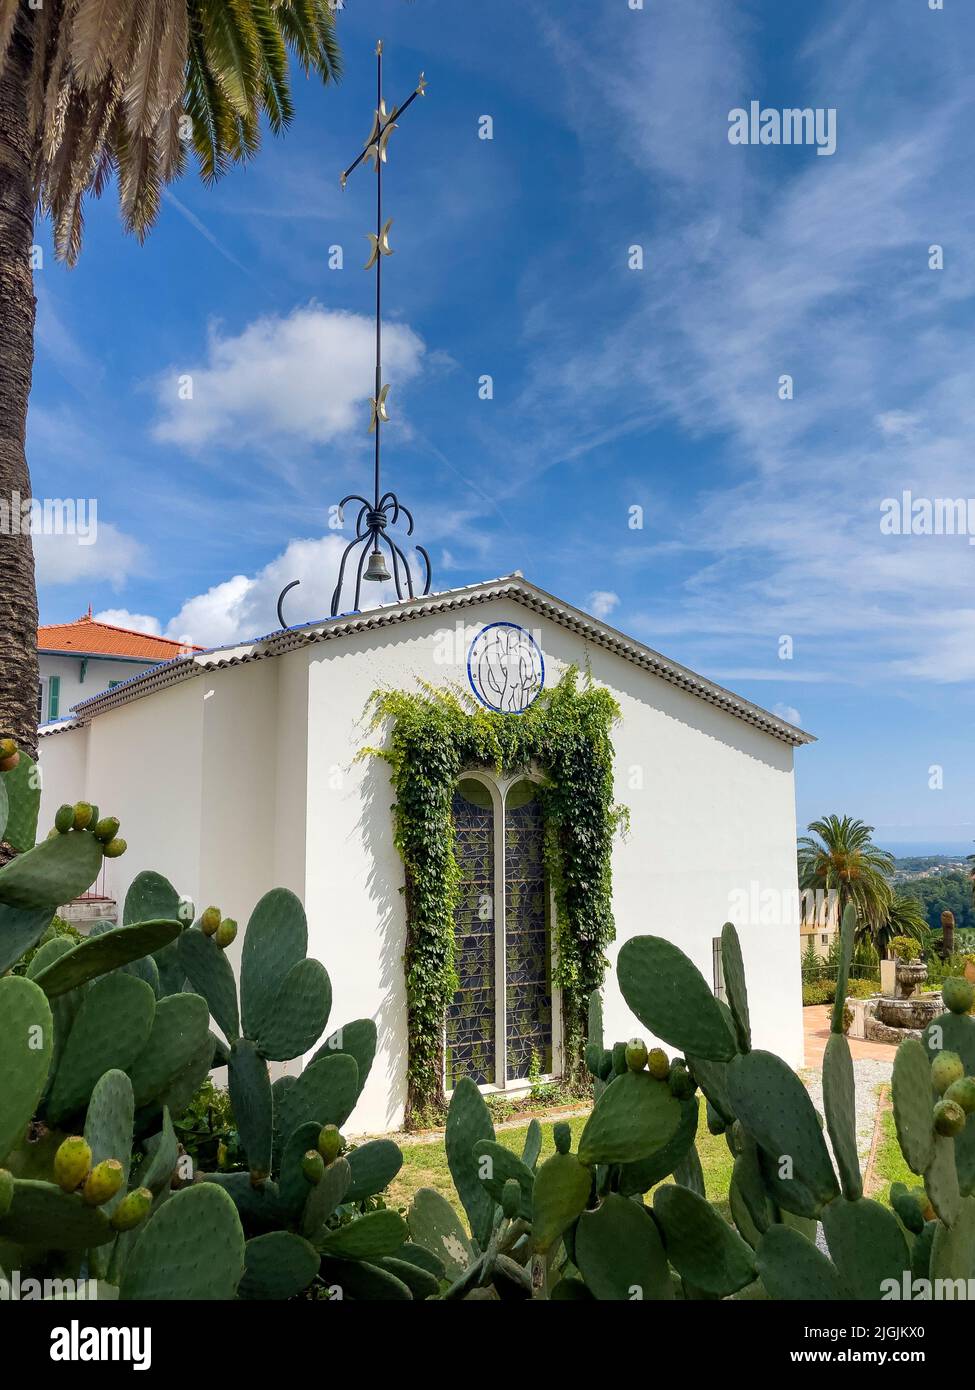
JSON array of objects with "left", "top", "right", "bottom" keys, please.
[
  {"left": 197, "top": 0, "right": 261, "bottom": 117},
  {"left": 69, "top": 0, "right": 131, "bottom": 88},
  {"left": 252, "top": 0, "right": 291, "bottom": 133},
  {"left": 123, "top": 0, "right": 171, "bottom": 136},
  {"left": 154, "top": 0, "right": 189, "bottom": 120},
  {"left": 0, "top": 0, "right": 19, "bottom": 69},
  {"left": 184, "top": 17, "right": 232, "bottom": 183}
]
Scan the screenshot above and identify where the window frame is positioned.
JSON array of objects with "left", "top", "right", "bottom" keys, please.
[{"left": 445, "top": 768, "right": 563, "bottom": 1097}]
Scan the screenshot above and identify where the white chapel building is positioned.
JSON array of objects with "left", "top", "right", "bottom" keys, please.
[{"left": 38, "top": 574, "right": 814, "bottom": 1134}]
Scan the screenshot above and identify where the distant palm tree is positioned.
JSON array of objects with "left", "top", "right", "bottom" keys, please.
[
  {"left": 883, "top": 895, "right": 931, "bottom": 957},
  {"left": 0, "top": 1, "right": 341, "bottom": 758},
  {"left": 798, "top": 815, "right": 895, "bottom": 949}
]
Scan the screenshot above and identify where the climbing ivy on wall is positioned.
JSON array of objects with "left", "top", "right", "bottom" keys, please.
[{"left": 363, "top": 669, "right": 626, "bottom": 1126}]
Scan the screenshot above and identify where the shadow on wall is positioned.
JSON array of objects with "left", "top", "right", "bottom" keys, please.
[{"left": 354, "top": 753, "right": 409, "bottom": 1129}]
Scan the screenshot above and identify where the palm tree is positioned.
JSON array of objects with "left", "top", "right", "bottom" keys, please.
[
  {"left": 882, "top": 894, "right": 931, "bottom": 958},
  {"left": 0, "top": 1, "right": 341, "bottom": 758},
  {"left": 798, "top": 814, "right": 895, "bottom": 950}
]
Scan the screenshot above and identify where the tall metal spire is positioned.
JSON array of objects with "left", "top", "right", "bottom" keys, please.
[{"left": 277, "top": 41, "right": 431, "bottom": 629}]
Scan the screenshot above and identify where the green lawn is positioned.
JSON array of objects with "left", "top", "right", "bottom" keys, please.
[
  {"left": 387, "top": 1100, "right": 735, "bottom": 1222},
  {"left": 872, "top": 1105, "right": 914, "bottom": 1194}
]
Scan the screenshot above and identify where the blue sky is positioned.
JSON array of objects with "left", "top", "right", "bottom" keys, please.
[{"left": 29, "top": 0, "right": 975, "bottom": 848}]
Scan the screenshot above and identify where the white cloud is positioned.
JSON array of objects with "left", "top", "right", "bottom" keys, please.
[
  {"left": 93, "top": 609, "right": 162, "bottom": 636},
  {"left": 152, "top": 305, "right": 425, "bottom": 451},
  {"left": 161, "top": 533, "right": 430, "bottom": 648},
  {"left": 773, "top": 702, "right": 803, "bottom": 728},
  {"left": 588, "top": 590, "right": 620, "bottom": 620},
  {"left": 33, "top": 523, "right": 143, "bottom": 588}
]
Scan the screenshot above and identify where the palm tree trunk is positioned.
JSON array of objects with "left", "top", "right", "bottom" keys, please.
[{"left": 0, "top": 11, "right": 39, "bottom": 765}]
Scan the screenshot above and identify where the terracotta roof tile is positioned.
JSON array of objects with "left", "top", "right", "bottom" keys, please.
[{"left": 38, "top": 615, "right": 201, "bottom": 661}]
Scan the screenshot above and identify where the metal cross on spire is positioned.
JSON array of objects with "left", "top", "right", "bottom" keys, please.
[{"left": 276, "top": 41, "right": 431, "bottom": 629}]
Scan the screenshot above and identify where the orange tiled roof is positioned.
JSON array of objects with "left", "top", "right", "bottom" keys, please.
[{"left": 38, "top": 614, "right": 202, "bottom": 661}]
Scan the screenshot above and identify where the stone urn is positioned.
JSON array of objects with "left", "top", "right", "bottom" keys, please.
[
  {"left": 965, "top": 959, "right": 975, "bottom": 985},
  {"left": 895, "top": 961, "right": 928, "bottom": 999}
]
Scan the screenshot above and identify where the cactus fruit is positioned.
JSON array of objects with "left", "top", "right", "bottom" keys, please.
[
  {"left": 625, "top": 1038, "right": 648, "bottom": 1071},
  {"left": 102, "top": 837, "right": 127, "bottom": 858},
  {"left": 93, "top": 816, "right": 121, "bottom": 844},
  {"left": 72, "top": 802, "right": 94, "bottom": 830},
  {"left": 53, "top": 1135, "right": 92, "bottom": 1192},
  {"left": 669, "top": 1062, "right": 695, "bottom": 1100},
  {"left": 934, "top": 1099, "right": 967, "bottom": 1137},
  {"left": 942, "top": 977, "right": 975, "bottom": 1016},
  {"left": 932, "top": 1050, "right": 965, "bottom": 1096},
  {"left": 611, "top": 1041, "right": 627, "bottom": 1076},
  {"left": 646, "top": 1047, "right": 669, "bottom": 1080},
  {"left": 111, "top": 1186, "right": 153, "bottom": 1232},
  {"left": 0, "top": 738, "right": 20, "bottom": 771},
  {"left": 317, "top": 1124, "right": 344, "bottom": 1163},
  {"left": 0, "top": 1168, "right": 13, "bottom": 1219},
  {"left": 215, "top": 917, "right": 238, "bottom": 949},
  {"left": 303, "top": 1150, "right": 325, "bottom": 1185},
  {"left": 83, "top": 1158, "right": 124, "bottom": 1206},
  {"left": 945, "top": 1076, "right": 975, "bottom": 1115},
  {"left": 54, "top": 804, "right": 74, "bottom": 834},
  {"left": 501, "top": 1178, "right": 521, "bottom": 1219},
  {"left": 553, "top": 1122, "right": 571, "bottom": 1155},
  {"left": 201, "top": 906, "right": 222, "bottom": 936}
]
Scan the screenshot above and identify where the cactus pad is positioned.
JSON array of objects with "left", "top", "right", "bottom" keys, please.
[
  {"left": 653, "top": 1183, "right": 757, "bottom": 1296},
  {"left": 228, "top": 1039, "right": 273, "bottom": 1175},
  {"left": 532, "top": 1150, "right": 592, "bottom": 1253},
  {"left": 317, "top": 1207, "right": 408, "bottom": 1259},
  {"left": 34, "top": 919, "right": 182, "bottom": 998},
  {"left": 176, "top": 927, "right": 240, "bottom": 1042},
  {"left": 238, "top": 1230, "right": 320, "bottom": 1300},
  {"left": 0, "top": 904, "right": 55, "bottom": 976},
  {"left": 575, "top": 1192, "right": 672, "bottom": 1301},
  {"left": 578, "top": 1069, "right": 681, "bottom": 1166},
  {"left": 756, "top": 1224, "right": 850, "bottom": 1300},
  {"left": 120, "top": 1182, "right": 245, "bottom": 1299},
  {"left": 618, "top": 1096, "right": 699, "bottom": 1195},
  {"left": 345, "top": 1139, "right": 403, "bottom": 1203},
  {"left": 0, "top": 976, "right": 53, "bottom": 1162},
  {"left": 310, "top": 1017, "right": 376, "bottom": 1100},
  {"left": 924, "top": 1134, "right": 961, "bottom": 1227},
  {"left": 821, "top": 1196, "right": 910, "bottom": 1300},
  {"left": 0, "top": 827, "right": 103, "bottom": 909},
  {"left": 618, "top": 936, "right": 738, "bottom": 1062},
  {"left": 255, "top": 959, "right": 331, "bottom": 1061},
  {"left": 471, "top": 1140, "right": 534, "bottom": 1220},
  {"left": 727, "top": 1050, "right": 839, "bottom": 1206},
  {"left": 445, "top": 1078, "right": 496, "bottom": 1249},
  {"left": 83, "top": 1069, "right": 134, "bottom": 1218},
  {"left": 274, "top": 1053, "right": 360, "bottom": 1163},
  {"left": 0, "top": 1178, "right": 114, "bottom": 1248},
  {"left": 822, "top": 1032, "right": 862, "bottom": 1199},
  {"left": 300, "top": 1155, "right": 351, "bottom": 1240},
  {"left": 46, "top": 973, "right": 155, "bottom": 1127},
  {"left": 126, "top": 992, "right": 210, "bottom": 1106},
  {"left": 240, "top": 888, "right": 308, "bottom": 1040},
  {"left": 891, "top": 1037, "right": 935, "bottom": 1175},
  {"left": 408, "top": 1186, "right": 474, "bottom": 1280},
  {"left": 720, "top": 922, "right": 751, "bottom": 1052}
]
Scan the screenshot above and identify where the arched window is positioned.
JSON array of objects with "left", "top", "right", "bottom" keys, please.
[{"left": 446, "top": 773, "right": 558, "bottom": 1091}]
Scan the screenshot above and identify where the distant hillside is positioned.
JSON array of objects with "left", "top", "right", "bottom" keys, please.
[
  {"left": 896, "top": 871, "right": 974, "bottom": 934},
  {"left": 891, "top": 855, "right": 969, "bottom": 883}
]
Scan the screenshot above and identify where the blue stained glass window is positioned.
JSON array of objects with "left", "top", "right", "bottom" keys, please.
[
  {"left": 446, "top": 780, "right": 496, "bottom": 1087},
  {"left": 504, "top": 784, "right": 552, "bottom": 1080}
]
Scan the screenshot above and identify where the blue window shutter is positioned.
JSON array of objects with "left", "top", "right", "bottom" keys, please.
[{"left": 48, "top": 675, "right": 60, "bottom": 720}]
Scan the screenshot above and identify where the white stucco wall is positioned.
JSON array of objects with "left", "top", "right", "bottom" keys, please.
[{"left": 38, "top": 595, "right": 806, "bottom": 1136}]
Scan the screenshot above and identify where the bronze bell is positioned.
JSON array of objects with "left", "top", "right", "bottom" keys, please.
[{"left": 363, "top": 547, "right": 391, "bottom": 582}]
